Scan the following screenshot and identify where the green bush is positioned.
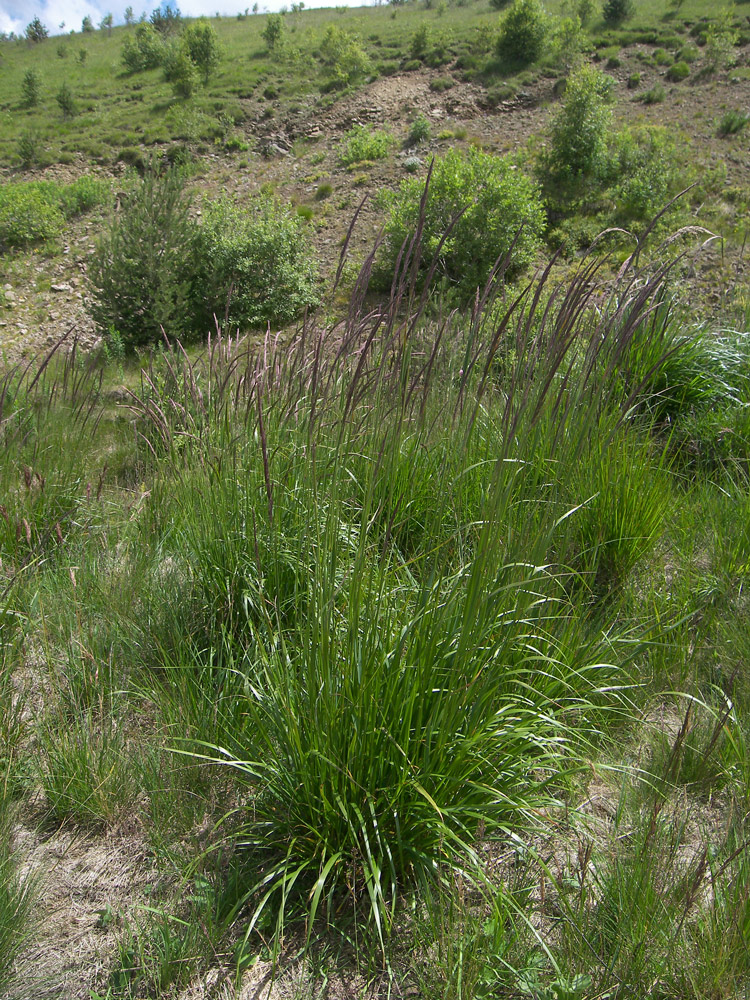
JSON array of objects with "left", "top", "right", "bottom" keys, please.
[
  {"left": 545, "top": 63, "right": 614, "bottom": 180},
  {"left": 340, "top": 124, "right": 393, "bottom": 166},
  {"left": 666, "top": 60, "right": 690, "bottom": 81},
  {"left": 641, "top": 83, "right": 665, "bottom": 104},
  {"left": 55, "top": 83, "right": 77, "bottom": 118},
  {"left": 163, "top": 45, "right": 198, "bottom": 98},
  {"left": 191, "top": 195, "right": 319, "bottom": 332},
  {"left": 0, "top": 184, "right": 64, "bottom": 251},
  {"left": 408, "top": 113, "right": 432, "bottom": 145},
  {"left": 603, "top": 0, "right": 635, "bottom": 26},
  {"left": 182, "top": 18, "right": 221, "bottom": 83},
  {"left": 496, "top": 0, "right": 548, "bottom": 65},
  {"left": 88, "top": 167, "right": 198, "bottom": 349},
  {"left": 319, "top": 25, "right": 370, "bottom": 88},
  {"left": 381, "top": 146, "right": 545, "bottom": 297},
  {"left": 261, "top": 13, "right": 284, "bottom": 50},
  {"left": 610, "top": 126, "right": 675, "bottom": 221},
  {"left": 121, "top": 23, "right": 165, "bottom": 72},
  {"left": 21, "top": 69, "right": 41, "bottom": 108},
  {"left": 17, "top": 132, "right": 41, "bottom": 171}
]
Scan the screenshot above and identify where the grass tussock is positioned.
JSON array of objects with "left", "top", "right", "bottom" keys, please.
[{"left": 2, "top": 206, "right": 750, "bottom": 995}]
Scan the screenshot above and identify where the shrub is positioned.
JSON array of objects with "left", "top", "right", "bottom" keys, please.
[
  {"left": 17, "top": 132, "right": 41, "bottom": 170},
  {"left": 88, "top": 167, "right": 198, "bottom": 349},
  {"left": 641, "top": 83, "right": 665, "bottom": 104},
  {"left": 410, "top": 23, "right": 430, "bottom": 60},
  {"left": 705, "top": 9, "right": 738, "bottom": 71},
  {"left": 191, "top": 194, "right": 319, "bottom": 332},
  {"left": 627, "top": 71, "right": 641, "bottom": 88},
  {"left": 163, "top": 45, "right": 198, "bottom": 97},
  {"left": 545, "top": 63, "right": 614, "bottom": 180},
  {"left": 55, "top": 83, "right": 77, "bottom": 118},
  {"left": 382, "top": 146, "right": 545, "bottom": 297},
  {"left": 666, "top": 60, "right": 690, "bottom": 81},
  {"left": 340, "top": 124, "right": 393, "bottom": 166},
  {"left": 429, "top": 75, "right": 454, "bottom": 92},
  {"left": 603, "top": 0, "right": 635, "bottom": 26},
  {"left": 319, "top": 25, "right": 370, "bottom": 87},
  {"left": 121, "top": 23, "right": 165, "bottom": 72},
  {"left": 408, "top": 113, "right": 431, "bottom": 145},
  {"left": 150, "top": 2, "right": 182, "bottom": 34},
  {"left": 25, "top": 16, "right": 48, "bottom": 42},
  {"left": 182, "top": 18, "right": 221, "bottom": 82},
  {"left": 0, "top": 183, "right": 64, "bottom": 251},
  {"left": 496, "top": 0, "right": 548, "bottom": 65},
  {"left": 81, "top": 15, "right": 94, "bottom": 31},
  {"left": 21, "top": 69, "right": 41, "bottom": 108},
  {"left": 262, "top": 13, "right": 284, "bottom": 50},
  {"left": 315, "top": 182, "right": 333, "bottom": 199},
  {"left": 550, "top": 13, "right": 584, "bottom": 71},
  {"left": 610, "top": 126, "right": 675, "bottom": 221}
]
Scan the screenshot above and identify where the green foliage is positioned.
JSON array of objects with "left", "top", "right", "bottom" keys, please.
[
  {"left": 705, "top": 7, "right": 739, "bottom": 71},
  {"left": 545, "top": 63, "right": 614, "bottom": 180},
  {"left": 319, "top": 25, "right": 370, "bottom": 88},
  {"left": 88, "top": 166, "right": 198, "bottom": 349},
  {"left": 408, "top": 112, "right": 432, "bottom": 145},
  {"left": 666, "top": 59, "right": 689, "bottom": 81},
  {"left": 182, "top": 19, "right": 221, "bottom": 82},
  {"left": 191, "top": 194, "right": 319, "bottom": 331},
  {"left": 21, "top": 68, "right": 41, "bottom": 108},
  {"left": 55, "top": 82, "right": 77, "bottom": 118},
  {"left": 0, "top": 807, "right": 37, "bottom": 999},
  {"left": 641, "top": 82, "right": 665, "bottom": 104},
  {"left": 261, "top": 13, "right": 284, "bottom": 50},
  {"left": 610, "top": 126, "right": 675, "bottom": 221},
  {"left": 496, "top": 0, "right": 548, "bottom": 65},
  {"left": 339, "top": 123, "right": 393, "bottom": 166},
  {"left": 121, "top": 22, "right": 166, "bottom": 72},
  {"left": 25, "top": 16, "right": 48, "bottom": 43},
  {"left": 382, "top": 146, "right": 545, "bottom": 296},
  {"left": 411, "top": 22, "right": 430, "bottom": 60},
  {"left": 81, "top": 15, "right": 94, "bottom": 32},
  {"left": 718, "top": 110, "right": 749, "bottom": 136},
  {"left": 0, "top": 177, "right": 108, "bottom": 252},
  {"left": 549, "top": 13, "right": 585, "bottom": 71},
  {"left": 150, "top": 3, "right": 182, "bottom": 34},
  {"left": 602, "top": 0, "right": 635, "bottom": 26},
  {"left": 163, "top": 44, "right": 198, "bottom": 98},
  {"left": 16, "top": 131, "right": 41, "bottom": 170},
  {"left": 0, "top": 183, "right": 63, "bottom": 250}
]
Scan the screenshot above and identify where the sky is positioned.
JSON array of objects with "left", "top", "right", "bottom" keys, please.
[{"left": 0, "top": 0, "right": 373, "bottom": 38}]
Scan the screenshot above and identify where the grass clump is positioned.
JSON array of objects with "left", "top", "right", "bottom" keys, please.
[
  {"left": 339, "top": 124, "right": 393, "bottom": 166},
  {"left": 666, "top": 59, "right": 690, "bottom": 81},
  {"left": 718, "top": 110, "right": 749, "bottom": 136}
]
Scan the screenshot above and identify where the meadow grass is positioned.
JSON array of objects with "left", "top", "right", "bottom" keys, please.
[{"left": 2, "top": 200, "right": 750, "bottom": 995}]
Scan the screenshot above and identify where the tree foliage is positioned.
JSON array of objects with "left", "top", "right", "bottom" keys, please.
[
  {"left": 25, "top": 17, "right": 49, "bottom": 43},
  {"left": 496, "top": 0, "right": 548, "bottom": 64},
  {"left": 182, "top": 19, "right": 221, "bottom": 82},
  {"left": 382, "top": 146, "right": 545, "bottom": 297},
  {"left": 546, "top": 63, "right": 614, "bottom": 179}
]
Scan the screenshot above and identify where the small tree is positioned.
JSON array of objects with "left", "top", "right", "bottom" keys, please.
[
  {"left": 546, "top": 62, "right": 614, "bottom": 179},
  {"left": 82, "top": 15, "right": 94, "bottom": 31},
  {"left": 25, "top": 16, "right": 49, "bottom": 43},
  {"left": 705, "top": 7, "right": 739, "bottom": 72},
  {"left": 56, "top": 82, "right": 77, "bottom": 118},
  {"left": 319, "top": 25, "right": 370, "bottom": 87},
  {"left": 496, "top": 0, "right": 548, "bottom": 65},
  {"left": 163, "top": 46, "right": 198, "bottom": 97},
  {"left": 182, "top": 19, "right": 221, "bottom": 82},
  {"left": 150, "top": 3, "right": 182, "bottom": 34},
  {"left": 89, "top": 166, "right": 198, "bottom": 349},
  {"left": 125, "top": 6, "right": 135, "bottom": 24},
  {"left": 602, "top": 0, "right": 635, "bottom": 26},
  {"left": 21, "top": 69, "right": 41, "bottom": 107},
  {"left": 100, "top": 13, "right": 114, "bottom": 34},
  {"left": 121, "top": 23, "right": 164, "bottom": 72},
  {"left": 262, "top": 12, "right": 284, "bottom": 49}
]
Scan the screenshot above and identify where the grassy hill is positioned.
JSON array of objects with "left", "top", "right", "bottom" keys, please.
[{"left": 2, "top": 2, "right": 750, "bottom": 998}]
